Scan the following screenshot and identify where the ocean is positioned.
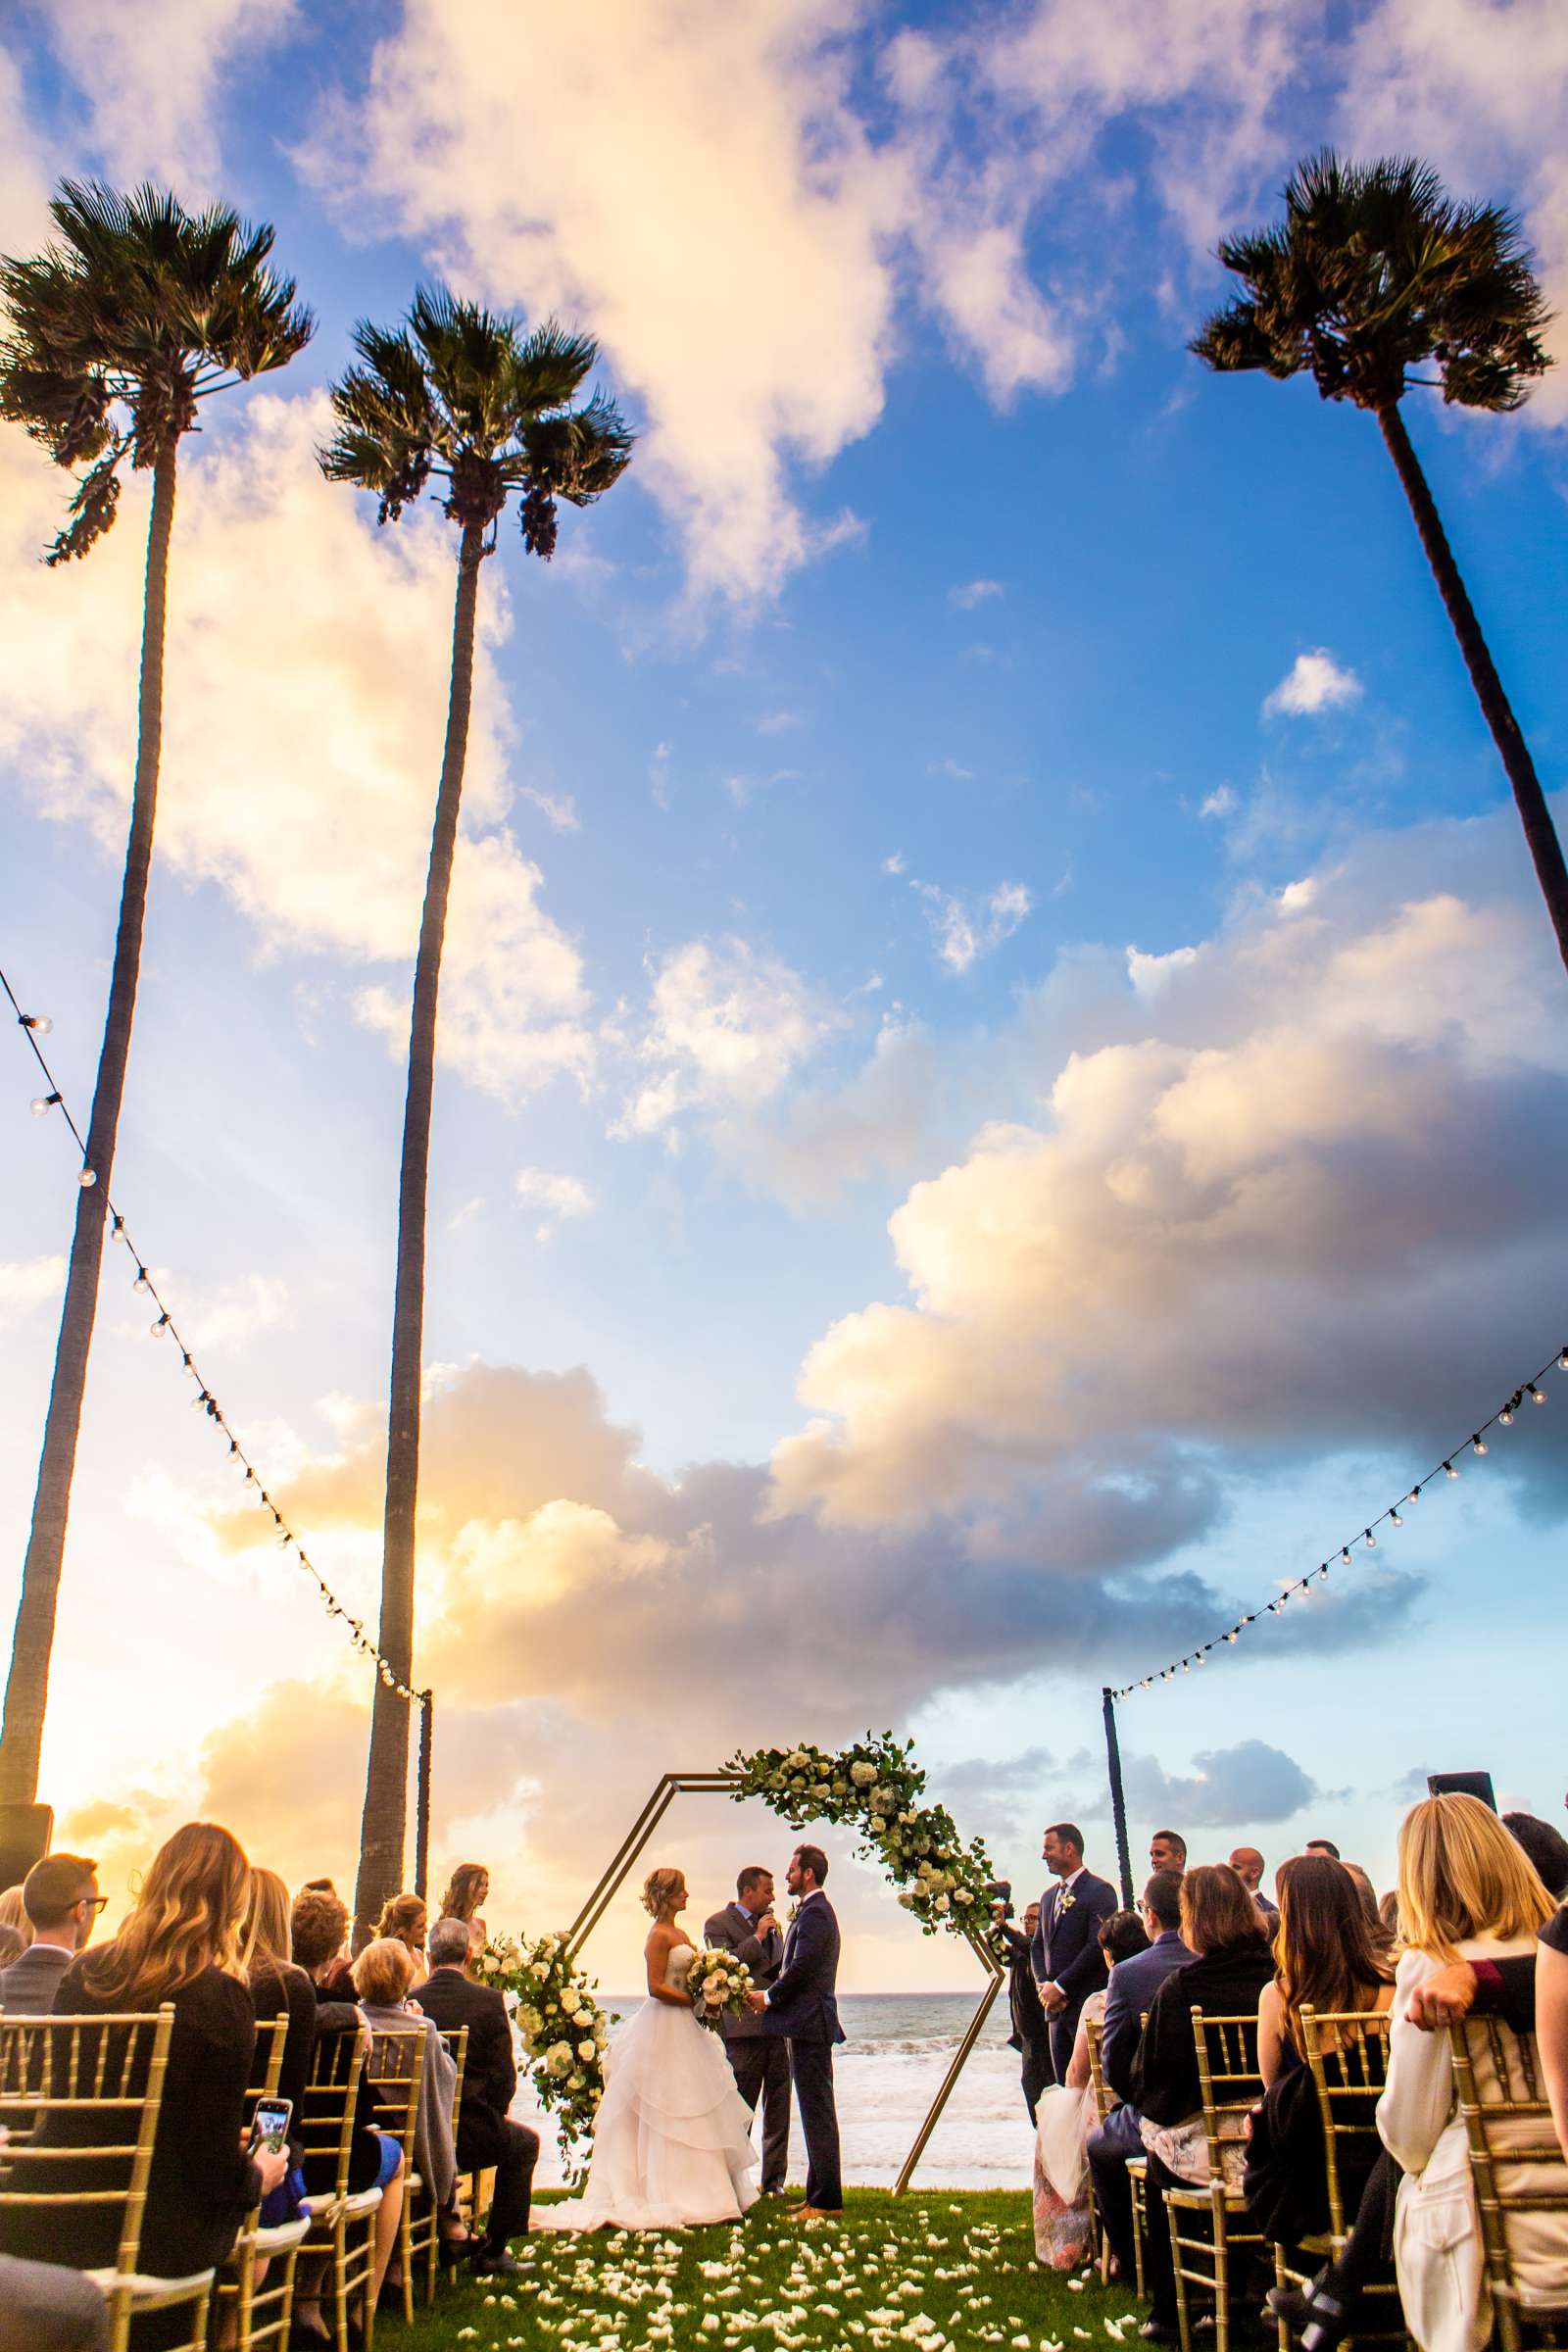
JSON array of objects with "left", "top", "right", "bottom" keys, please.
[{"left": 515, "top": 1992, "right": 1034, "bottom": 2191}]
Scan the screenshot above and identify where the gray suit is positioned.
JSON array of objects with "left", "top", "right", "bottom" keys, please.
[
  {"left": 704, "top": 1900, "right": 789, "bottom": 2192},
  {"left": 0, "top": 1943, "right": 74, "bottom": 2018}
]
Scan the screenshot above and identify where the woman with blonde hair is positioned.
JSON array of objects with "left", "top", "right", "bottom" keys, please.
[
  {"left": 375, "top": 1889, "right": 428, "bottom": 1966},
  {"left": 242, "top": 1867, "right": 315, "bottom": 2222},
  {"left": 0, "top": 1823, "right": 288, "bottom": 2315},
  {"left": 351, "top": 1937, "right": 463, "bottom": 2292}
]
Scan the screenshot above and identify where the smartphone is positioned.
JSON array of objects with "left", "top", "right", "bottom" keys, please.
[
  {"left": 1427, "top": 1770, "right": 1497, "bottom": 1811},
  {"left": 249, "top": 2096, "right": 292, "bottom": 2155}
]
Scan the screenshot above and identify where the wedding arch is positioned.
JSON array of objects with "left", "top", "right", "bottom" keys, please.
[{"left": 561, "top": 1735, "right": 1007, "bottom": 2195}]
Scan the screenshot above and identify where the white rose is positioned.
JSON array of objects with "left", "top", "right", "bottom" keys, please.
[
  {"left": 578, "top": 2039, "right": 597, "bottom": 2061},
  {"left": 851, "top": 1762, "right": 878, "bottom": 1787},
  {"left": 869, "top": 1816, "right": 887, "bottom": 1836},
  {"left": 897, "top": 1891, "right": 916, "bottom": 1909},
  {"left": 935, "top": 1894, "right": 951, "bottom": 1913}
]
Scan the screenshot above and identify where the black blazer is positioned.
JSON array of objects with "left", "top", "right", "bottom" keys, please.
[
  {"left": 250, "top": 1962, "right": 317, "bottom": 2164},
  {"left": 1131, "top": 1937, "right": 1276, "bottom": 2126},
  {"left": 1030, "top": 1871, "right": 1119, "bottom": 2008},
  {"left": 996, "top": 1923, "right": 1049, "bottom": 2055},
  {"left": 412, "top": 1968, "right": 517, "bottom": 2170},
  {"left": 761, "top": 1895, "right": 845, "bottom": 2046},
  {"left": 0, "top": 1941, "right": 74, "bottom": 2018},
  {"left": 0, "top": 1957, "right": 260, "bottom": 2279}
]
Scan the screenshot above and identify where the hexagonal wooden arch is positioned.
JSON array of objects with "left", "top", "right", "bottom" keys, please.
[{"left": 564, "top": 1769, "right": 1004, "bottom": 2196}]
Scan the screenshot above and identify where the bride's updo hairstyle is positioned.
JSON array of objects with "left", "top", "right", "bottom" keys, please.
[{"left": 642, "top": 1867, "right": 684, "bottom": 1918}]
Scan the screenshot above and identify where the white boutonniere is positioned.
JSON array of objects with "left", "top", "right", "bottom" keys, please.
[{"left": 1058, "top": 1887, "right": 1077, "bottom": 1913}]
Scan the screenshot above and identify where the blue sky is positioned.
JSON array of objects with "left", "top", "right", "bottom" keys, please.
[{"left": 0, "top": 0, "right": 1565, "bottom": 1983}]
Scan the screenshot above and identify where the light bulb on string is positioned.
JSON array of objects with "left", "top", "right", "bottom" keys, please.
[
  {"left": 1444, "top": 1460, "right": 1459, "bottom": 1479},
  {"left": 1472, "top": 1436, "right": 1489, "bottom": 1457},
  {"left": 1499, "top": 1400, "right": 1516, "bottom": 1426},
  {"left": 1390, "top": 1508, "right": 1403, "bottom": 1528},
  {"left": 77, "top": 1168, "right": 96, "bottom": 1189},
  {"left": 111, "top": 1216, "right": 125, "bottom": 1243},
  {"left": 150, "top": 1313, "right": 169, "bottom": 1338},
  {"left": 1407, "top": 1488, "right": 1419, "bottom": 1504},
  {"left": 1558, "top": 1350, "right": 1568, "bottom": 1373},
  {"left": 1529, "top": 1386, "right": 1546, "bottom": 1405},
  {"left": 1341, "top": 1547, "right": 1352, "bottom": 1568},
  {"left": 28, "top": 1094, "right": 59, "bottom": 1117},
  {"left": 20, "top": 1013, "right": 52, "bottom": 1035},
  {"left": 1363, "top": 1529, "right": 1376, "bottom": 1549},
  {"left": 1317, "top": 1563, "right": 1329, "bottom": 1579},
  {"left": 133, "top": 1269, "right": 151, "bottom": 1294}
]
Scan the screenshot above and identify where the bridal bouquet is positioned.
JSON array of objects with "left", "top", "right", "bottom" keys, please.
[{"left": 686, "top": 1948, "right": 755, "bottom": 2030}]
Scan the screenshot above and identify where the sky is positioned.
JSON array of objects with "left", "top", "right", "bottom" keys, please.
[{"left": 0, "top": 0, "right": 1565, "bottom": 1991}]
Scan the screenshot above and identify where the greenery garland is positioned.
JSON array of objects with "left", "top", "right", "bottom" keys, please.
[
  {"left": 727, "top": 1732, "right": 997, "bottom": 1936},
  {"left": 473, "top": 1929, "right": 616, "bottom": 2183}
]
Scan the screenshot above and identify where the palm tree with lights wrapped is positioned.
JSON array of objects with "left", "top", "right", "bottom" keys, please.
[
  {"left": 319, "top": 290, "right": 632, "bottom": 1937},
  {"left": 1192, "top": 151, "right": 1567, "bottom": 974},
  {"left": 0, "top": 182, "right": 312, "bottom": 1838}
]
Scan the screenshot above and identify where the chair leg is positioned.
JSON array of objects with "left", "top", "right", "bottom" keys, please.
[
  {"left": 1131, "top": 2170, "right": 1148, "bottom": 2303},
  {"left": 1168, "top": 2200, "right": 1194, "bottom": 2352},
  {"left": 1211, "top": 2200, "right": 1229, "bottom": 2352}
]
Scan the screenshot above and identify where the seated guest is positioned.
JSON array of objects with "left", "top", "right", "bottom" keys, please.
[
  {"left": 1087, "top": 1870, "right": 1197, "bottom": 2287},
  {"left": 0, "top": 1928, "right": 24, "bottom": 1970},
  {"left": 1304, "top": 1838, "right": 1341, "bottom": 1862},
  {"left": 0, "top": 1823, "right": 288, "bottom": 2342},
  {"left": 437, "top": 1863, "right": 490, "bottom": 1968},
  {"left": 351, "top": 1936, "right": 459, "bottom": 2266},
  {"left": 1150, "top": 1831, "right": 1187, "bottom": 1876},
  {"left": 1127, "top": 1864, "right": 1275, "bottom": 2343},
  {"left": 0, "top": 2253, "right": 110, "bottom": 2351},
  {"left": 1034, "top": 1909, "right": 1150, "bottom": 2270},
  {"left": 0, "top": 1853, "right": 100, "bottom": 2016},
  {"left": 376, "top": 1891, "right": 428, "bottom": 1968},
  {"left": 242, "top": 1867, "right": 315, "bottom": 2222},
  {"left": 1230, "top": 1846, "right": 1278, "bottom": 1919},
  {"left": 0, "top": 1889, "right": 31, "bottom": 1956},
  {"left": 1378, "top": 1887, "right": 1399, "bottom": 1942},
  {"left": 1341, "top": 1862, "right": 1396, "bottom": 1960},
  {"left": 415, "top": 1915, "right": 541, "bottom": 2276},
  {"left": 1503, "top": 1811, "right": 1568, "bottom": 1901},
  {"left": 295, "top": 1878, "right": 356, "bottom": 1995},
  {"left": 1246, "top": 1855, "right": 1394, "bottom": 2246}
]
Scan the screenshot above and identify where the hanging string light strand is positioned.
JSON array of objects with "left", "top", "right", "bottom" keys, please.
[
  {"left": 1112, "top": 1339, "right": 1568, "bottom": 1698},
  {"left": 4, "top": 960, "right": 429, "bottom": 1710}
]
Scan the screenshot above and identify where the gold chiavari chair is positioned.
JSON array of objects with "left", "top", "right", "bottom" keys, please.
[
  {"left": 0, "top": 2005, "right": 216, "bottom": 2352},
  {"left": 362, "top": 2026, "right": 426, "bottom": 2326},
  {"left": 1270, "top": 2006, "right": 1402, "bottom": 2351},
  {"left": 298, "top": 2028, "right": 380, "bottom": 2352},
  {"left": 1124, "top": 2008, "right": 1152, "bottom": 2301},
  {"left": 1084, "top": 2014, "right": 1115, "bottom": 2283},
  {"left": 408, "top": 2023, "right": 468, "bottom": 2305},
  {"left": 1450, "top": 2016, "right": 1568, "bottom": 2352},
  {"left": 215, "top": 2013, "right": 312, "bottom": 2352},
  {"left": 1164, "top": 2010, "right": 1267, "bottom": 2352}
]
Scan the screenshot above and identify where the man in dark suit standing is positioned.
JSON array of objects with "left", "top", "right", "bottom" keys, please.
[
  {"left": 748, "top": 1842, "right": 844, "bottom": 2220},
  {"left": 1029, "top": 1820, "right": 1118, "bottom": 2083},
  {"left": 0, "top": 1853, "right": 100, "bottom": 2017},
  {"left": 414, "top": 1916, "right": 541, "bottom": 2277},
  {"left": 705, "top": 1865, "right": 789, "bottom": 2193}
]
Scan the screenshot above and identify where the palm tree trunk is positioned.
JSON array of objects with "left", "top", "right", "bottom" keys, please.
[
  {"left": 353, "top": 517, "right": 485, "bottom": 1941},
  {"left": 1377, "top": 400, "right": 1568, "bottom": 977},
  {"left": 0, "top": 441, "right": 178, "bottom": 1809}
]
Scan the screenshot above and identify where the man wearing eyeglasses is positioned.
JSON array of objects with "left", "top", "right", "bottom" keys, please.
[{"left": 0, "top": 1854, "right": 103, "bottom": 2016}]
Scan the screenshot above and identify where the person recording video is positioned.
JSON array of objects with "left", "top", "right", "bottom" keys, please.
[{"left": 990, "top": 1884, "right": 1051, "bottom": 2122}]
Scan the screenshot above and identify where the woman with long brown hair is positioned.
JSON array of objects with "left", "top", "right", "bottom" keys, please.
[
  {"left": 436, "top": 1862, "right": 488, "bottom": 1969},
  {"left": 0, "top": 1823, "right": 288, "bottom": 2312}
]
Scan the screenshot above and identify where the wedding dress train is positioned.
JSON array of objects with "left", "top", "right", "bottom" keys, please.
[{"left": 537, "top": 1945, "right": 761, "bottom": 2230}]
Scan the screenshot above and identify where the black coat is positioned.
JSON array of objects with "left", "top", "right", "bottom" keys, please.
[
  {"left": 1030, "top": 1872, "right": 1119, "bottom": 2011},
  {"left": 0, "top": 1957, "right": 260, "bottom": 2279},
  {"left": 997, "top": 1923, "right": 1049, "bottom": 2055},
  {"left": 412, "top": 1968, "right": 518, "bottom": 2170},
  {"left": 249, "top": 1962, "right": 316, "bottom": 2165},
  {"left": 761, "top": 1894, "right": 845, "bottom": 2046},
  {"left": 1132, "top": 1936, "right": 1276, "bottom": 2126}
]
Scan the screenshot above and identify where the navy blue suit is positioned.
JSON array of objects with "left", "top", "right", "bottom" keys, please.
[
  {"left": 1029, "top": 1868, "right": 1118, "bottom": 2082},
  {"left": 1100, "top": 1930, "right": 1195, "bottom": 2103},
  {"left": 762, "top": 1892, "right": 845, "bottom": 2209}
]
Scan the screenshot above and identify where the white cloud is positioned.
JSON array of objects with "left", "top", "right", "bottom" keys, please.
[
  {"left": 756, "top": 709, "right": 803, "bottom": 736},
  {"left": 1264, "top": 649, "right": 1363, "bottom": 719},
  {"left": 40, "top": 0, "right": 298, "bottom": 189},
  {"left": 914, "top": 878, "right": 1034, "bottom": 974},
  {"left": 0, "top": 1255, "right": 65, "bottom": 1329},
  {"left": 648, "top": 742, "right": 673, "bottom": 810},
  {"left": 519, "top": 784, "right": 580, "bottom": 833},
  {"left": 883, "top": 851, "right": 906, "bottom": 875},
  {"left": 615, "top": 936, "right": 839, "bottom": 1138},
  {"left": 949, "top": 579, "right": 1004, "bottom": 610},
  {"left": 1200, "top": 785, "right": 1238, "bottom": 819},
  {"left": 1126, "top": 943, "right": 1200, "bottom": 998},
  {"left": 515, "top": 1167, "right": 595, "bottom": 1241}
]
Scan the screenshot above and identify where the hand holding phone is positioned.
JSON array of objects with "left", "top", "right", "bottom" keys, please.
[{"left": 248, "top": 2095, "right": 292, "bottom": 2157}]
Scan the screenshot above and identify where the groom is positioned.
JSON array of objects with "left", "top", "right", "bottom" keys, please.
[
  {"left": 748, "top": 1841, "right": 844, "bottom": 2219},
  {"left": 705, "top": 1864, "right": 790, "bottom": 2193}
]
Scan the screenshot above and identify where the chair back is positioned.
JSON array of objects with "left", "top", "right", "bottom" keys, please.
[
  {"left": 363, "top": 2026, "right": 425, "bottom": 2160},
  {"left": 237, "top": 2013, "right": 289, "bottom": 2219},
  {"left": 1296, "top": 2005, "right": 1393, "bottom": 2236},
  {"left": 1449, "top": 2017, "right": 1568, "bottom": 2322},
  {"left": 0, "top": 2007, "right": 175, "bottom": 2276},
  {"left": 1189, "top": 2009, "right": 1264, "bottom": 2183},
  {"left": 1085, "top": 2014, "right": 1115, "bottom": 2124},
  {"left": 441, "top": 2024, "right": 469, "bottom": 2138},
  {"left": 301, "top": 2028, "right": 367, "bottom": 2199}
]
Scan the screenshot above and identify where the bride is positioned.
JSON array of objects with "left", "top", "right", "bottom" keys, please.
[{"left": 540, "top": 1865, "right": 761, "bottom": 2230}]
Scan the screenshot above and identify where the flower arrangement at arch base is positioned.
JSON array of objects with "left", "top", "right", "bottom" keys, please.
[
  {"left": 474, "top": 1930, "right": 616, "bottom": 2184},
  {"left": 727, "top": 1733, "right": 996, "bottom": 1935}
]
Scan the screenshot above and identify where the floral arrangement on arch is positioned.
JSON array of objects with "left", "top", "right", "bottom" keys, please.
[
  {"left": 727, "top": 1732, "right": 996, "bottom": 1936},
  {"left": 473, "top": 1929, "right": 616, "bottom": 2181}
]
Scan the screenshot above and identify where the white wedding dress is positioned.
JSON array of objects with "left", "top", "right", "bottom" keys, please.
[{"left": 538, "top": 1945, "right": 761, "bottom": 2230}]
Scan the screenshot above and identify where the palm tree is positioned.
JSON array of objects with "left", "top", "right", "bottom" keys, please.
[
  {"left": 1192, "top": 152, "right": 1567, "bottom": 974},
  {"left": 0, "top": 183, "right": 312, "bottom": 1819},
  {"left": 319, "top": 291, "right": 632, "bottom": 1937}
]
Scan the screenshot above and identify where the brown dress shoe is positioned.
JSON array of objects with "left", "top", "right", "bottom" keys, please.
[{"left": 791, "top": 2204, "right": 839, "bottom": 2222}]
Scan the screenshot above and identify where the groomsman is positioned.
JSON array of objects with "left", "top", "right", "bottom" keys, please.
[
  {"left": 705, "top": 1865, "right": 790, "bottom": 2193},
  {"left": 1030, "top": 1820, "right": 1118, "bottom": 2082}
]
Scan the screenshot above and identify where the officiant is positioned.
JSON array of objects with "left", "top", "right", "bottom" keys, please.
[{"left": 705, "top": 1866, "right": 790, "bottom": 2194}]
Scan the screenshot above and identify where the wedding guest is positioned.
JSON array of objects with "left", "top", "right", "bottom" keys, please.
[
  {"left": 996, "top": 1898, "right": 1051, "bottom": 2125},
  {"left": 705, "top": 1866, "right": 791, "bottom": 2183},
  {"left": 0, "top": 1928, "right": 24, "bottom": 1969},
  {"left": 1245, "top": 1855, "right": 1395, "bottom": 2248},
  {"left": 0, "top": 1823, "right": 288, "bottom": 2341},
  {"left": 1503, "top": 1811, "right": 1568, "bottom": 1900},
  {"left": 1126, "top": 1864, "right": 1274, "bottom": 2343},
  {"left": 0, "top": 2254, "right": 110, "bottom": 2351},
  {"left": 1230, "top": 1846, "right": 1278, "bottom": 1918},
  {"left": 436, "top": 1863, "right": 489, "bottom": 1965},
  {"left": 1342, "top": 1862, "right": 1396, "bottom": 1958},
  {"left": 376, "top": 1891, "right": 428, "bottom": 1966},
  {"left": 0, "top": 1888, "right": 31, "bottom": 1951},
  {"left": 351, "top": 1936, "right": 459, "bottom": 2256},
  {"left": 1033, "top": 1909, "right": 1150, "bottom": 2269},
  {"left": 1150, "top": 1831, "right": 1187, "bottom": 1875},
  {"left": 1541, "top": 1902, "right": 1568, "bottom": 2165},
  {"left": 1031, "top": 1823, "right": 1118, "bottom": 2082},
  {"left": 1378, "top": 1887, "right": 1400, "bottom": 1941},
  {"left": 415, "top": 1916, "right": 540, "bottom": 2275},
  {"left": 294, "top": 1878, "right": 356, "bottom": 1995},
  {"left": 242, "top": 1867, "right": 315, "bottom": 2220},
  {"left": 1087, "top": 1871, "right": 1196, "bottom": 2286},
  {"left": 0, "top": 1853, "right": 100, "bottom": 2015},
  {"left": 1304, "top": 1838, "right": 1342, "bottom": 1862}
]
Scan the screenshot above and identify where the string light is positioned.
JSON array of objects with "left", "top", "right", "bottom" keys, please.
[
  {"left": 1111, "top": 1336, "right": 1568, "bottom": 1698},
  {"left": 5, "top": 956, "right": 431, "bottom": 1715}
]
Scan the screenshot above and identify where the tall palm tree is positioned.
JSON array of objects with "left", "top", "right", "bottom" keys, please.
[
  {"left": 0, "top": 183, "right": 312, "bottom": 1819},
  {"left": 319, "top": 291, "right": 632, "bottom": 1937},
  {"left": 1192, "top": 152, "right": 1567, "bottom": 974}
]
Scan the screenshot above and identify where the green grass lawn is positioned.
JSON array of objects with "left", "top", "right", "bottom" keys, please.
[{"left": 387, "top": 2189, "right": 1145, "bottom": 2351}]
